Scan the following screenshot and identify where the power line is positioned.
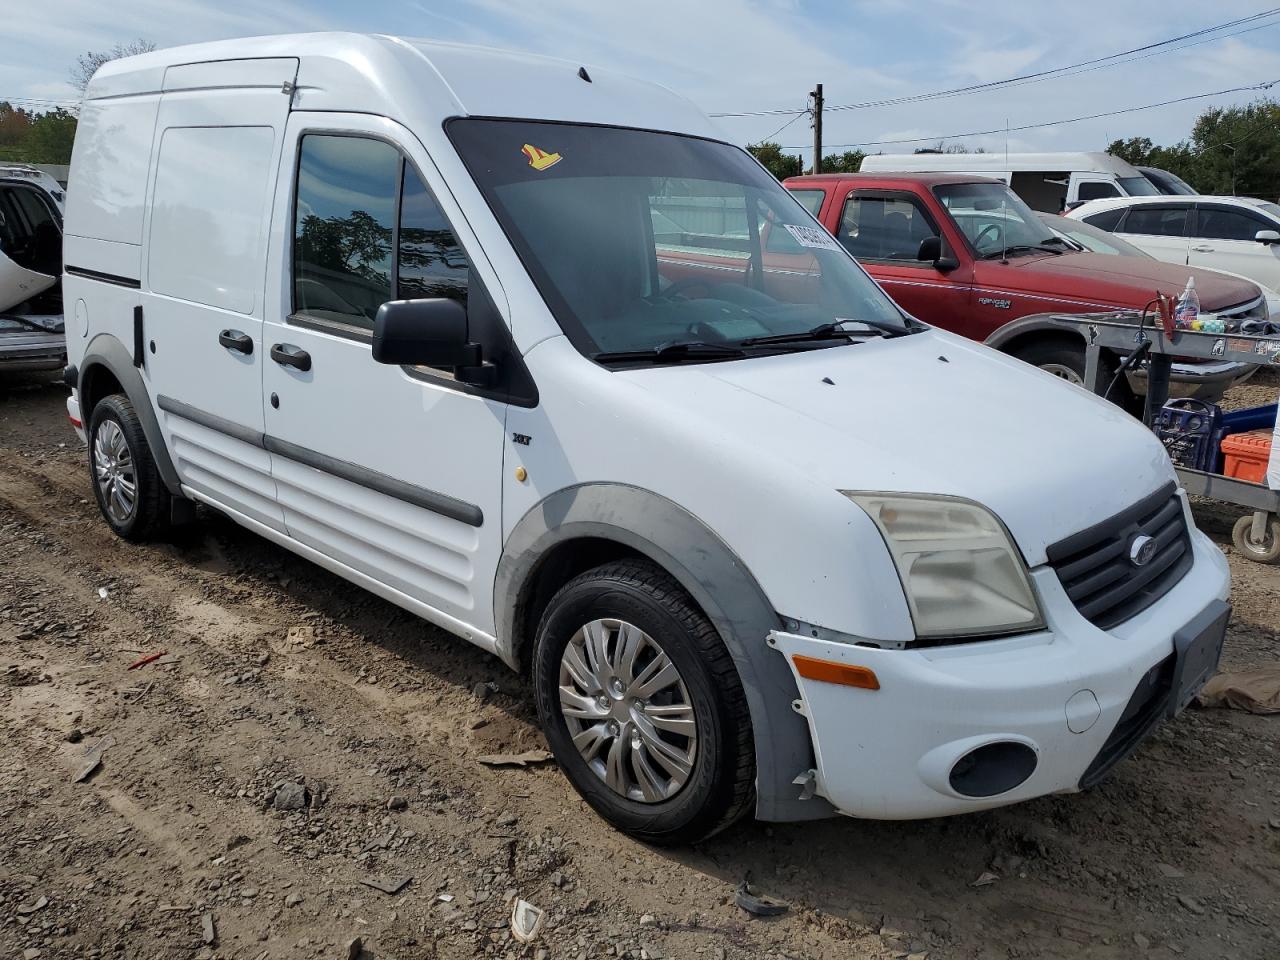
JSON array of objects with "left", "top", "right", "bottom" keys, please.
[
  {"left": 781, "top": 80, "right": 1279, "bottom": 151},
  {"left": 0, "top": 95, "right": 80, "bottom": 107},
  {"left": 709, "top": 8, "right": 1280, "bottom": 118}
]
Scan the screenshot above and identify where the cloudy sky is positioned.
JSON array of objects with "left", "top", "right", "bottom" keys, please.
[{"left": 4, "top": 0, "right": 1279, "bottom": 164}]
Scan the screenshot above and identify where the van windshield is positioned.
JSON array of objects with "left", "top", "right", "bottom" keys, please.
[
  {"left": 447, "top": 119, "right": 909, "bottom": 361},
  {"left": 1117, "top": 176, "right": 1161, "bottom": 197},
  {"left": 934, "top": 182, "right": 1063, "bottom": 258}
]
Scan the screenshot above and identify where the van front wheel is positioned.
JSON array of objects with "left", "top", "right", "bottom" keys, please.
[
  {"left": 532, "top": 560, "right": 754, "bottom": 845},
  {"left": 88, "top": 394, "right": 170, "bottom": 541}
]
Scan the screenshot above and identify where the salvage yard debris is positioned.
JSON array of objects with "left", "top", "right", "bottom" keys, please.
[
  {"left": 127, "top": 649, "right": 167, "bottom": 670},
  {"left": 358, "top": 875, "right": 412, "bottom": 895},
  {"left": 1197, "top": 663, "right": 1280, "bottom": 714},
  {"left": 510, "top": 898, "right": 546, "bottom": 943},
  {"left": 735, "top": 879, "right": 789, "bottom": 917},
  {"left": 72, "top": 736, "right": 114, "bottom": 783},
  {"left": 477, "top": 749, "right": 553, "bottom": 767}
]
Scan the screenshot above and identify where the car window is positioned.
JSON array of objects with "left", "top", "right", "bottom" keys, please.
[
  {"left": 1120, "top": 205, "right": 1188, "bottom": 238},
  {"left": 839, "top": 193, "right": 939, "bottom": 262},
  {"left": 1077, "top": 181, "right": 1120, "bottom": 202},
  {"left": 1081, "top": 207, "right": 1125, "bottom": 232},
  {"left": 1196, "top": 207, "right": 1267, "bottom": 242},
  {"left": 790, "top": 189, "right": 825, "bottom": 217},
  {"left": 398, "top": 164, "right": 470, "bottom": 306},
  {"left": 293, "top": 135, "right": 400, "bottom": 330}
]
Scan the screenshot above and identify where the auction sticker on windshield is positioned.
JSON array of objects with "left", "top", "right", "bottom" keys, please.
[{"left": 783, "top": 224, "right": 842, "bottom": 251}]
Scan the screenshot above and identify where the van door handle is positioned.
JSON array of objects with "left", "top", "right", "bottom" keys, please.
[
  {"left": 270, "top": 343, "right": 312, "bottom": 372},
  {"left": 218, "top": 329, "right": 254, "bottom": 354},
  {"left": 1191, "top": 245, "right": 1215, "bottom": 253}
]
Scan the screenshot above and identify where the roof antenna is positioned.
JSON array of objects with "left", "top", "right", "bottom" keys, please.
[{"left": 578, "top": 66, "right": 592, "bottom": 83}]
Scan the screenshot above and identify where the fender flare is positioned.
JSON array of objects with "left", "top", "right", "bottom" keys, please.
[
  {"left": 78, "top": 333, "right": 183, "bottom": 496},
  {"left": 983, "top": 312, "right": 1091, "bottom": 352},
  {"left": 495, "top": 482, "right": 833, "bottom": 823}
]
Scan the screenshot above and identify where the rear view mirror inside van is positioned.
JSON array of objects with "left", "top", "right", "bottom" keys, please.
[{"left": 372, "top": 298, "right": 480, "bottom": 368}]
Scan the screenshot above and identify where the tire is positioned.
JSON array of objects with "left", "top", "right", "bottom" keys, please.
[
  {"left": 87, "top": 394, "right": 170, "bottom": 542},
  {"left": 532, "top": 560, "right": 755, "bottom": 845},
  {"left": 1231, "top": 514, "right": 1280, "bottom": 564},
  {"left": 1010, "top": 339, "right": 1139, "bottom": 412}
]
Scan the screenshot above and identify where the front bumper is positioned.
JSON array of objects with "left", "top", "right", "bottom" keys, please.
[
  {"left": 1126, "top": 359, "right": 1252, "bottom": 401},
  {"left": 771, "top": 522, "right": 1230, "bottom": 820}
]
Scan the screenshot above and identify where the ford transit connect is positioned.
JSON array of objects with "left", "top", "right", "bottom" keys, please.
[{"left": 63, "top": 34, "right": 1231, "bottom": 844}]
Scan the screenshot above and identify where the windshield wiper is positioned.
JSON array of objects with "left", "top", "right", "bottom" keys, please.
[
  {"left": 982, "top": 243, "right": 1065, "bottom": 260},
  {"left": 740, "top": 318, "right": 910, "bottom": 347},
  {"left": 592, "top": 341, "right": 747, "bottom": 365}
]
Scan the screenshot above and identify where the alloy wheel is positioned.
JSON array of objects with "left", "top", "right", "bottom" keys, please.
[
  {"left": 93, "top": 419, "right": 137, "bottom": 523},
  {"left": 1040, "top": 362, "right": 1084, "bottom": 385},
  {"left": 557, "top": 618, "right": 698, "bottom": 803}
]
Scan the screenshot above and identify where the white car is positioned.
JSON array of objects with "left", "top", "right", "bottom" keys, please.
[
  {"left": 1068, "top": 195, "right": 1280, "bottom": 294},
  {"left": 63, "top": 33, "right": 1230, "bottom": 843}
]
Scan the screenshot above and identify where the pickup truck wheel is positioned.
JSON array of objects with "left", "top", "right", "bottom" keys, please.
[
  {"left": 87, "top": 394, "right": 170, "bottom": 542},
  {"left": 1010, "top": 340, "right": 1138, "bottom": 410},
  {"left": 532, "top": 560, "right": 754, "bottom": 845}
]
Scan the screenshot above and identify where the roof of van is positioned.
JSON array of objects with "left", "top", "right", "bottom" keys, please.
[
  {"left": 83, "top": 32, "right": 720, "bottom": 139},
  {"left": 785, "top": 172, "right": 1006, "bottom": 187},
  {"left": 859, "top": 151, "right": 1143, "bottom": 177}
]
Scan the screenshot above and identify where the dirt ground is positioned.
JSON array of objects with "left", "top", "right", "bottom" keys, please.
[{"left": 1, "top": 371, "right": 1278, "bottom": 960}]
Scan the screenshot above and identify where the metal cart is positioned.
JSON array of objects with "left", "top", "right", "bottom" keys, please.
[{"left": 1068, "top": 312, "right": 1280, "bottom": 564}]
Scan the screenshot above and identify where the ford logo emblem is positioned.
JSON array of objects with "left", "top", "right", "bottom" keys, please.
[{"left": 1129, "top": 534, "right": 1157, "bottom": 567}]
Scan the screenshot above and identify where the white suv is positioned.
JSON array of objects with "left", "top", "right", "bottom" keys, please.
[
  {"left": 1069, "top": 195, "right": 1280, "bottom": 295},
  {"left": 62, "top": 34, "right": 1231, "bottom": 844}
]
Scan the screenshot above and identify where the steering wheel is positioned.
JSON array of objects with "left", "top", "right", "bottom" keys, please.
[
  {"left": 974, "top": 223, "right": 1004, "bottom": 250},
  {"left": 659, "top": 276, "right": 715, "bottom": 300}
]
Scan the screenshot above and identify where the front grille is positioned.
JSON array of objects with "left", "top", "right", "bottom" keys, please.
[
  {"left": 1078, "top": 652, "right": 1175, "bottom": 788},
  {"left": 1046, "top": 482, "right": 1192, "bottom": 630}
]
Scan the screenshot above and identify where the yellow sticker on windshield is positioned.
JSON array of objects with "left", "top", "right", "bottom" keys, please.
[{"left": 522, "top": 143, "right": 562, "bottom": 171}]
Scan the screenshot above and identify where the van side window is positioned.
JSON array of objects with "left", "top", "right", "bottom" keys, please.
[
  {"left": 398, "top": 163, "right": 469, "bottom": 305},
  {"left": 839, "top": 194, "right": 939, "bottom": 262},
  {"left": 1120, "top": 205, "right": 1188, "bottom": 238},
  {"left": 1077, "top": 181, "right": 1120, "bottom": 202},
  {"left": 293, "top": 135, "right": 400, "bottom": 330}
]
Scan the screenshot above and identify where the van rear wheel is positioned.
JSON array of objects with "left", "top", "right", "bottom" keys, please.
[
  {"left": 532, "top": 560, "right": 754, "bottom": 845},
  {"left": 88, "top": 394, "right": 170, "bottom": 542}
]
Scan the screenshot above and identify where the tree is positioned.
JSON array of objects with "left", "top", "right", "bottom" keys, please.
[
  {"left": 21, "top": 110, "right": 78, "bottom": 164},
  {"left": 747, "top": 142, "right": 802, "bottom": 180},
  {"left": 820, "top": 149, "right": 865, "bottom": 173},
  {"left": 69, "top": 39, "right": 156, "bottom": 93}
]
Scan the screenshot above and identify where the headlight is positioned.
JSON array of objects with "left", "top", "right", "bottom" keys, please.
[{"left": 845, "top": 493, "right": 1044, "bottom": 640}]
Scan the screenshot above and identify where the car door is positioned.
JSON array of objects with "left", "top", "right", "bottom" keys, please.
[
  {"left": 261, "top": 113, "right": 511, "bottom": 642},
  {"left": 836, "top": 189, "right": 974, "bottom": 333},
  {"left": 141, "top": 58, "right": 297, "bottom": 532},
  {"left": 1113, "top": 202, "right": 1192, "bottom": 266},
  {"left": 1190, "top": 203, "right": 1280, "bottom": 293}
]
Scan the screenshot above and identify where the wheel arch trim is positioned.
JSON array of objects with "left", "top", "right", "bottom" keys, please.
[
  {"left": 983, "top": 313, "right": 1089, "bottom": 352},
  {"left": 78, "top": 334, "right": 183, "bottom": 496},
  {"left": 496, "top": 482, "right": 834, "bottom": 822}
]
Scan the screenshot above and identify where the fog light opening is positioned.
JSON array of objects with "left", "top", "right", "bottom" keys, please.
[{"left": 948, "top": 741, "right": 1038, "bottom": 798}]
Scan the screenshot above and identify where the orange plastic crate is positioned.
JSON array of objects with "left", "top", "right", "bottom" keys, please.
[{"left": 1219, "top": 430, "right": 1274, "bottom": 485}]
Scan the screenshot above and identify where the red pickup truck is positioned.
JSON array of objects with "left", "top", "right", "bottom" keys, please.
[{"left": 782, "top": 173, "right": 1263, "bottom": 399}]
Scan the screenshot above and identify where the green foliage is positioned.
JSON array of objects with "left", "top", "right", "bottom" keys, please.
[
  {"left": 0, "top": 102, "right": 77, "bottom": 165},
  {"left": 747, "top": 142, "right": 802, "bottom": 180},
  {"left": 1107, "top": 98, "right": 1280, "bottom": 199},
  {"left": 820, "top": 150, "right": 865, "bottom": 173}
]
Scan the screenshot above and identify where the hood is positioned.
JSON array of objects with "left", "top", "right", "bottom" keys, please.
[
  {"left": 625, "top": 330, "right": 1173, "bottom": 566},
  {"left": 977, "top": 250, "right": 1260, "bottom": 311}
]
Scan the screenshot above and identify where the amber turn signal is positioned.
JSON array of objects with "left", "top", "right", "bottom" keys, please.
[{"left": 792, "top": 655, "right": 880, "bottom": 690}]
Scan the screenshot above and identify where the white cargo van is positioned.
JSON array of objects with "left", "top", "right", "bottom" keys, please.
[
  {"left": 860, "top": 152, "right": 1161, "bottom": 212},
  {"left": 63, "top": 34, "right": 1230, "bottom": 844}
]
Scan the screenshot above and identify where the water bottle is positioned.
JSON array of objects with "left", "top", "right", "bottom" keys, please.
[{"left": 1174, "top": 276, "right": 1199, "bottom": 330}]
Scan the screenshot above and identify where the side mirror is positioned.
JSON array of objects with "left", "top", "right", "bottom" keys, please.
[
  {"left": 917, "top": 235, "right": 958, "bottom": 272},
  {"left": 372, "top": 298, "right": 481, "bottom": 368},
  {"left": 1255, "top": 229, "right": 1280, "bottom": 245}
]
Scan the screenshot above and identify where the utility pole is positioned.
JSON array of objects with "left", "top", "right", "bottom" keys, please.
[{"left": 811, "top": 83, "right": 823, "bottom": 174}]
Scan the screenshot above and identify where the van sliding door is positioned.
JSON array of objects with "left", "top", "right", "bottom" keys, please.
[{"left": 141, "top": 58, "right": 298, "bottom": 532}]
